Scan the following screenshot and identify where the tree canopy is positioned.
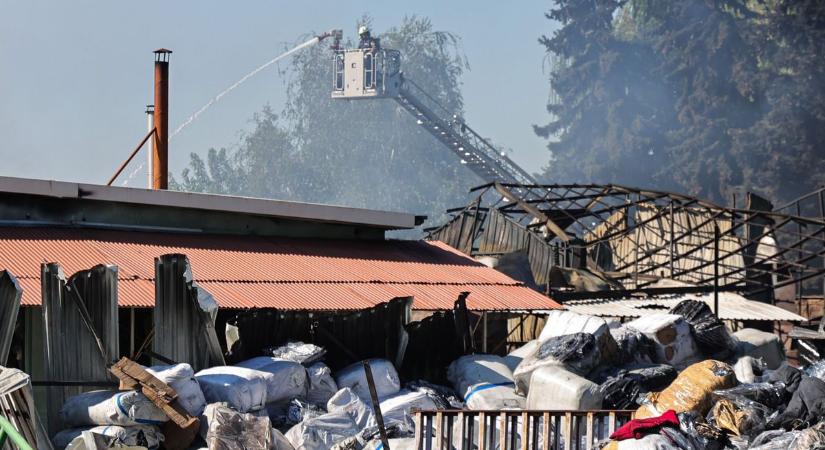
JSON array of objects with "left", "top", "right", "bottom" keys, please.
[
  {"left": 172, "top": 16, "right": 478, "bottom": 231},
  {"left": 537, "top": 0, "right": 825, "bottom": 204}
]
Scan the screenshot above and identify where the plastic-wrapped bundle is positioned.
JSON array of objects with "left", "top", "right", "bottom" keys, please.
[
  {"left": 750, "top": 424, "right": 825, "bottom": 450},
  {"left": 195, "top": 366, "right": 270, "bottom": 412},
  {"left": 285, "top": 388, "right": 375, "bottom": 450},
  {"left": 203, "top": 403, "right": 273, "bottom": 450},
  {"left": 306, "top": 362, "right": 338, "bottom": 406},
  {"left": 234, "top": 356, "right": 308, "bottom": 405},
  {"left": 405, "top": 380, "right": 464, "bottom": 409},
  {"left": 538, "top": 311, "right": 619, "bottom": 364},
  {"left": 378, "top": 389, "right": 439, "bottom": 434},
  {"left": 52, "top": 425, "right": 164, "bottom": 449},
  {"left": 503, "top": 339, "right": 540, "bottom": 372},
  {"left": 713, "top": 382, "right": 787, "bottom": 409},
  {"left": 599, "top": 376, "right": 641, "bottom": 410},
  {"left": 526, "top": 365, "right": 602, "bottom": 410},
  {"left": 767, "top": 377, "right": 825, "bottom": 430},
  {"left": 611, "top": 326, "right": 657, "bottom": 365},
  {"left": 327, "top": 387, "right": 376, "bottom": 431},
  {"left": 708, "top": 398, "right": 773, "bottom": 438},
  {"left": 447, "top": 355, "right": 524, "bottom": 410},
  {"left": 734, "top": 328, "right": 785, "bottom": 369},
  {"left": 669, "top": 300, "right": 737, "bottom": 358},
  {"left": 602, "top": 433, "right": 681, "bottom": 450},
  {"left": 146, "top": 363, "right": 207, "bottom": 416},
  {"left": 626, "top": 314, "right": 699, "bottom": 367},
  {"left": 513, "top": 333, "right": 603, "bottom": 394},
  {"left": 266, "top": 341, "right": 326, "bottom": 365},
  {"left": 335, "top": 359, "right": 400, "bottom": 401},
  {"left": 635, "top": 360, "right": 736, "bottom": 419},
  {"left": 59, "top": 390, "right": 168, "bottom": 427}
]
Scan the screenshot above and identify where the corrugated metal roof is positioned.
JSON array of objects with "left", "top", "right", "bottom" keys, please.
[
  {"left": 1, "top": 228, "right": 559, "bottom": 311},
  {"left": 565, "top": 291, "right": 807, "bottom": 322}
]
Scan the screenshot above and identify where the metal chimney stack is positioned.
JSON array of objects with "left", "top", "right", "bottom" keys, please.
[{"left": 152, "top": 49, "right": 171, "bottom": 190}]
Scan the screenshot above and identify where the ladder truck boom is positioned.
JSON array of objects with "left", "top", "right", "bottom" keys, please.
[{"left": 331, "top": 47, "right": 538, "bottom": 186}]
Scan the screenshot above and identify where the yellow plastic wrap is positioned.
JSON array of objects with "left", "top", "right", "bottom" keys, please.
[
  {"left": 635, "top": 360, "right": 736, "bottom": 419},
  {"left": 711, "top": 399, "right": 747, "bottom": 436}
]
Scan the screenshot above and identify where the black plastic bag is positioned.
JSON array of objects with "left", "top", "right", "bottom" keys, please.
[
  {"left": 599, "top": 376, "right": 641, "bottom": 409},
  {"left": 611, "top": 326, "right": 657, "bottom": 365},
  {"left": 669, "top": 300, "right": 737, "bottom": 358}
]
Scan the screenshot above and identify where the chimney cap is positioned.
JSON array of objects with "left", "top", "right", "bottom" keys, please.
[{"left": 153, "top": 48, "right": 172, "bottom": 63}]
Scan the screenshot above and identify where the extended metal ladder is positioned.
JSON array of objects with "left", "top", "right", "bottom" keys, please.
[{"left": 395, "top": 78, "right": 539, "bottom": 186}]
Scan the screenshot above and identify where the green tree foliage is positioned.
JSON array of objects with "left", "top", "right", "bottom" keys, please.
[
  {"left": 172, "top": 16, "right": 477, "bottom": 229},
  {"left": 537, "top": 0, "right": 825, "bottom": 203}
]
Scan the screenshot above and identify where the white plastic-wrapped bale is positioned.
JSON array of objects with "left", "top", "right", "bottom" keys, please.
[
  {"left": 52, "top": 425, "right": 164, "bottom": 449},
  {"left": 195, "top": 366, "right": 269, "bottom": 412},
  {"left": 526, "top": 365, "right": 603, "bottom": 410},
  {"left": 627, "top": 314, "right": 699, "bottom": 367},
  {"left": 364, "top": 437, "right": 417, "bottom": 450},
  {"left": 734, "top": 328, "right": 784, "bottom": 370},
  {"left": 306, "top": 362, "right": 338, "bottom": 406},
  {"left": 378, "top": 389, "right": 439, "bottom": 433},
  {"left": 335, "top": 359, "right": 400, "bottom": 401},
  {"left": 146, "top": 363, "right": 206, "bottom": 416},
  {"left": 234, "top": 356, "right": 308, "bottom": 405},
  {"left": 203, "top": 403, "right": 273, "bottom": 450},
  {"left": 513, "top": 333, "right": 605, "bottom": 394},
  {"left": 59, "top": 390, "right": 168, "bottom": 427},
  {"left": 503, "top": 339, "right": 540, "bottom": 373},
  {"left": 447, "top": 355, "right": 524, "bottom": 410},
  {"left": 539, "top": 311, "right": 619, "bottom": 364}
]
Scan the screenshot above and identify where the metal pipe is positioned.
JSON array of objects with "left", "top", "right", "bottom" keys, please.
[
  {"left": 146, "top": 105, "right": 154, "bottom": 189},
  {"left": 153, "top": 49, "right": 171, "bottom": 190}
]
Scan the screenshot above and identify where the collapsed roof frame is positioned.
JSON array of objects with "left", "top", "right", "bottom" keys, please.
[{"left": 426, "top": 182, "right": 825, "bottom": 308}]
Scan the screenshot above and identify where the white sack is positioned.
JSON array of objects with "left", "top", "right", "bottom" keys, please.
[
  {"left": 195, "top": 366, "right": 269, "bottom": 412},
  {"left": 59, "top": 390, "right": 168, "bottom": 427},
  {"left": 147, "top": 363, "right": 206, "bottom": 416},
  {"left": 284, "top": 412, "right": 361, "bottom": 450},
  {"left": 306, "top": 362, "right": 338, "bottom": 406},
  {"left": 525, "top": 365, "right": 602, "bottom": 410},
  {"left": 335, "top": 359, "right": 400, "bottom": 401},
  {"left": 53, "top": 425, "right": 164, "bottom": 449},
  {"left": 234, "top": 356, "right": 308, "bottom": 404},
  {"left": 627, "top": 314, "right": 699, "bottom": 367},
  {"left": 327, "top": 387, "right": 376, "bottom": 431}
]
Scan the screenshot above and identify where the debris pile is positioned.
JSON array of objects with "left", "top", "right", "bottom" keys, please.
[{"left": 46, "top": 300, "right": 825, "bottom": 449}]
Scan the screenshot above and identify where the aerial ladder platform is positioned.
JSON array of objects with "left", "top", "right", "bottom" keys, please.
[{"left": 330, "top": 46, "right": 538, "bottom": 186}]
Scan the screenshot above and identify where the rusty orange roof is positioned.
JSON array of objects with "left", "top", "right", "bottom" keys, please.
[{"left": 0, "top": 227, "right": 560, "bottom": 311}]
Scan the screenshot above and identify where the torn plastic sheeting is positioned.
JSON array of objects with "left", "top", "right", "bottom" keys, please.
[
  {"left": 610, "top": 326, "right": 656, "bottom": 365},
  {"left": 709, "top": 398, "right": 772, "bottom": 438},
  {"left": 266, "top": 341, "right": 327, "bottom": 366},
  {"left": 203, "top": 403, "right": 273, "bottom": 450},
  {"left": 287, "top": 398, "right": 325, "bottom": 425},
  {"left": 234, "top": 356, "right": 308, "bottom": 405},
  {"left": 59, "top": 390, "right": 168, "bottom": 427},
  {"left": 713, "top": 382, "right": 787, "bottom": 409},
  {"left": 52, "top": 424, "right": 164, "bottom": 449}
]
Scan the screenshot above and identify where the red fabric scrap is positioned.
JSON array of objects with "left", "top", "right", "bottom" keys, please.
[{"left": 609, "top": 410, "right": 680, "bottom": 441}]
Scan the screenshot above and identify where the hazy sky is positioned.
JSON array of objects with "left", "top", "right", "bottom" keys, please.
[{"left": 0, "top": 1, "right": 556, "bottom": 189}]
